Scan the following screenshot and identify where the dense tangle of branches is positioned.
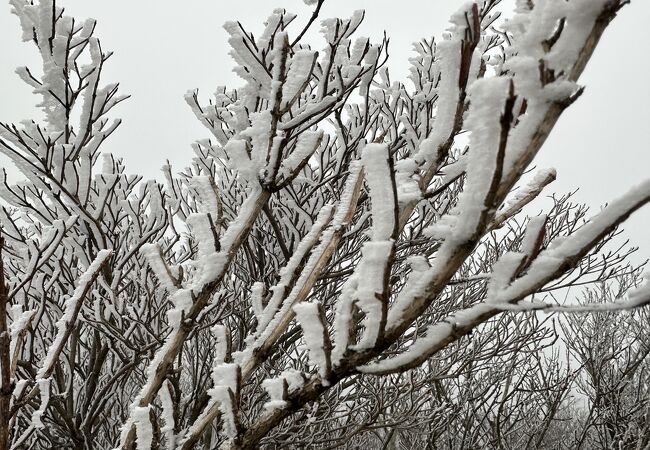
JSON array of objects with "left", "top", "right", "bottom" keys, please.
[{"left": 0, "top": 0, "right": 648, "bottom": 449}]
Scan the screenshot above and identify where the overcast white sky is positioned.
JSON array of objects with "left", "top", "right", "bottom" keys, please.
[{"left": 0, "top": 0, "right": 648, "bottom": 263}]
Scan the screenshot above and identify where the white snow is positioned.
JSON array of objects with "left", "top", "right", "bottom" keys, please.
[
  {"left": 133, "top": 406, "right": 153, "bottom": 450},
  {"left": 353, "top": 241, "right": 393, "bottom": 350},
  {"left": 36, "top": 249, "right": 112, "bottom": 379},
  {"left": 361, "top": 303, "right": 493, "bottom": 374},
  {"left": 388, "top": 77, "right": 511, "bottom": 329},
  {"left": 283, "top": 50, "right": 316, "bottom": 106},
  {"left": 254, "top": 204, "right": 335, "bottom": 337},
  {"left": 262, "top": 377, "right": 288, "bottom": 411},
  {"left": 159, "top": 383, "right": 175, "bottom": 442},
  {"left": 520, "top": 215, "right": 547, "bottom": 256},
  {"left": 31, "top": 378, "right": 51, "bottom": 429},
  {"left": 251, "top": 162, "right": 362, "bottom": 366},
  {"left": 495, "top": 179, "right": 650, "bottom": 304},
  {"left": 251, "top": 282, "right": 266, "bottom": 323},
  {"left": 211, "top": 363, "right": 239, "bottom": 392},
  {"left": 224, "top": 139, "right": 257, "bottom": 184},
  {"left": 206, "top": 363, "right": 239, "bottom": 438},
  {"left": 486, "top": 215, "right": 546, "bottom": 303},
  {"left": 9, "top": 307, "right": 36, "bottom": 358},
  {"left": 279, "top": 369, "right": 306, "bottom": 393},
  {"left": 331, "top": 279, "right": 357, "bottom": 365},
  {"left": 140, "top": 244, "right": 177, "bottom": 291},
  {"left": 186, "top": 213, "right": 218, "bottom": 258},
  {"left": 279, "top": 130, "right": 322, "bottom": 179},
  {"left": 361, "top": 143, "right": 395, "bottom": 240},
  {"left": 428, "top": 77, "right": 509, "bottom": 241},
  {"left": 212, "top": 386, "right": 237, "bottom": 438},
  {"left": 293, "top": 302, "right": 330, "bottom": 379},
  {"left": 240, "top": 111, "right": 273, "bottom": 181},
  {"left": 190, "top": 175, "right": 221, "bottom": 221},
  {"left": 500, "top": 169, "right": 556, "bottom": 215},
  {"left": 212, "top": 325, "right": 230, "bottom": 364}
]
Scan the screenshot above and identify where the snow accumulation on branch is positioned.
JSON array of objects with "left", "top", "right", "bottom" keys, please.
[
  {"left": 491, "top": 179, "right": 650, "bottom": 307},
  {"left": 180, "top": 161, "right": 365, "bottom": 446},
  {"left": 36, "top": 249, "right": 112, "bottom": 380},
  {"left": 133, "top": 406, "right": 153, "bottom": 450},
  {"left": 361, "top": 179, "right": 650, "bottom": 375},
  {"left": 490, "top": 169, "right": 557, "bottom": 230},
  {"left": 262, "top": 377, "right": 288, "bottom": 412},
  {"left": 361, "top": 144, "right": 396, "bottom": 241},
  {"left": 252, "top": 203, "right": 335, "bottom": 338},
  {"left": 4, "top": 0, "right": 650, "bottom": 449},
  {"left": 293, "top": 301, "right": 331, "bottom": 380},
  {"left": 209, "top": 363, "right": 241, "bottom": 438},
  {"left": 359, "top": 302, "right": 494, "bottom": 375},
  {"left": 278, "top": 130, "right": 323, "bottom": 181},
  {"left": 140, "top": 244, "right": 178, "bottom": 292},
  {"left": 327, "top": 143, "right": 399, "bottom": 355},
  {"left": 20, "top": 250, "right": 111, "bottom": 432},
  {"left": 486, "top": 215, "right": 547, "bottom": 302},
  {"left": 386, "top": 77, "right": 512, "bottom": 332},
  {"left": 118, "top": 185, "right": 270, "bottom": 448},
  {"left": 246, "top": 162, "right": 363, "bottom": 357},
  {"left": 158, "top": 382, "right": 175, "bottom": 444}
]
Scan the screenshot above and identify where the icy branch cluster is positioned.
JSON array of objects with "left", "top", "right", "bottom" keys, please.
[{"left": 0, "top": 1, "right": 648, "bottom": 449}]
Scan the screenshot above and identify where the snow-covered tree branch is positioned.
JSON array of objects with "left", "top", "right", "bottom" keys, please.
[{"left": 1, "top": 0, "right": 648, "bottom": 449}]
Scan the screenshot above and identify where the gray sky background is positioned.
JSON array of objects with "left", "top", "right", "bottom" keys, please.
[{"left": 0, "top": 0, "right": 648, "bottom": 265}]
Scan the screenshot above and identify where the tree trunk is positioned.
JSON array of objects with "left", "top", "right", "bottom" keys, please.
[{"left": 0, "top": 237, "right": 12, "bottom": 450}]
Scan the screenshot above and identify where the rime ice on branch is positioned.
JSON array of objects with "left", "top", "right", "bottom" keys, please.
[{"left": 1, "top": 1, "right": 648, "bottom": 449}]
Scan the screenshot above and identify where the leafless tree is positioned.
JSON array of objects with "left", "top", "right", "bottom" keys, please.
[
  {"left": 561, "top": 275, "right": 650, "bottom": 450},
  {"left": 0, "top": 0, "right": 649, "bottom": 449}
]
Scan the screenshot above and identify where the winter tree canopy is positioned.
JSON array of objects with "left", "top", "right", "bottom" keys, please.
[{"left": 0, "top": 0, "right": 649, "bottom": 449}]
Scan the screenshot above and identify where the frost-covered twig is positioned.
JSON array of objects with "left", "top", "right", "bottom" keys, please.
[
  {"left": 361, "top": 179, "right": 650, "bottom": 375},
  {"left": 9, "top": 250, "right": 112, "bottom": 425},
  {"left": 36, "top": 249, "right": 112, "bottom": 379},
  {"left": 1, "top": 0, "right": 646, "bottom": 448},
  {"left": 182, "top": 163, "right": 364, "bottom": 445}
]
